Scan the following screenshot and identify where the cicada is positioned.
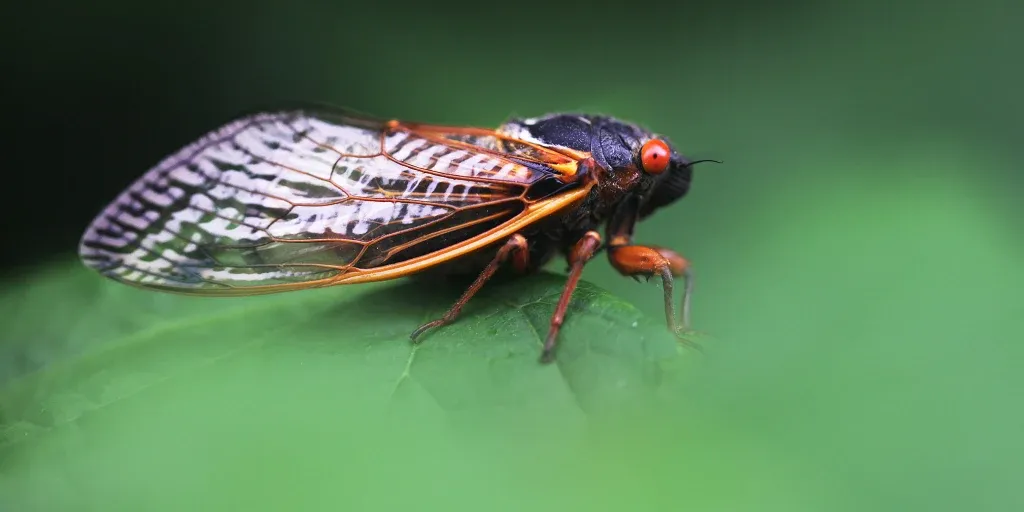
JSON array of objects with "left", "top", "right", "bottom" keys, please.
[{"left": 79, "top": 106, "right": 715, "bottom": 362}]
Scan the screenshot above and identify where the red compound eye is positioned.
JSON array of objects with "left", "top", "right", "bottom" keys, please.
[{"left": 640, "top": 139, "right": 670, "bottom": 174}]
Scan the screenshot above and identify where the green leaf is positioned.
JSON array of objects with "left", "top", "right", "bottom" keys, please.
[
  {"left": 0, "top": 259, "right": 700, "bottom": 447},
  {"left": 0, "top": 259, "right": 710, "bottom": 510}
]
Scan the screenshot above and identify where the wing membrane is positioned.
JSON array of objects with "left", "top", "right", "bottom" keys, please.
[{"left": 79, "top": 108, "right": 583, "bottom": 294}]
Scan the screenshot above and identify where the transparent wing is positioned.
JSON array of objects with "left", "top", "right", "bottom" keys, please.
[{"left": 78, "top": 108, "right": 578, "bottom": 294}]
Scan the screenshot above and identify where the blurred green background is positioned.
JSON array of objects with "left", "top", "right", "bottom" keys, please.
[{"left": 2, "top": 0, "right": 1022, "bottom": 510}]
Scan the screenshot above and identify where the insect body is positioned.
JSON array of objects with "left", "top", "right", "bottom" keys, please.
[{"left": 79, "top": 106, "right": 711, "bottom": 362}]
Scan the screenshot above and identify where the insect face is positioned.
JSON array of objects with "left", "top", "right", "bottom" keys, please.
[{"left": 636, "top": 140, "right": 697, "bottom": 219}]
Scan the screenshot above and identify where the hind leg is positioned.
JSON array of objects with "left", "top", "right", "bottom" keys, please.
[{"left": 409, "top": 234, "right": 530, "bottom": 342}]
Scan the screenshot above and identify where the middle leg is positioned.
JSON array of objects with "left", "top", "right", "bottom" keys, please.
[{"left": 540, "top": 230, "right": 602, "bottom": 363}]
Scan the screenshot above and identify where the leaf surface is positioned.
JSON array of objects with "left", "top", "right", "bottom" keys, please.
[{"left": 0, "top": 260, "right": 698, "bottom": 452}]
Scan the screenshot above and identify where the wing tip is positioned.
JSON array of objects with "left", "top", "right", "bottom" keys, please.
[
  {"left": 78, "top": 216, "right": 117, "bottom": 272},
  {"left": 77, "top": 216, "right": 202, "bottom": 290}
]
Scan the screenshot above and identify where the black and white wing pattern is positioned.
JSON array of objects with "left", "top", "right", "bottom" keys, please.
[{"left": 79, "top": 108, "right": 579, "bottom": 295}]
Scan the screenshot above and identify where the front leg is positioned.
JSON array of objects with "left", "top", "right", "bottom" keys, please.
[
  {"left": 604, "top": 196, "right": 698, "bottom": 348},
  {"left": 607, "top": 245, "right": 693, "bottom": 335}
]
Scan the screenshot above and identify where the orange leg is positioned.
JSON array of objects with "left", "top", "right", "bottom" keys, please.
[
  {"left": 540, "top": 231, "right": 602, "bottom": 363},
  {"left": 410, "top": 234, "right": 530, "bottom": 342},
  {"left": 608, "top": 244, "right": 698, "bottom": 348}
]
